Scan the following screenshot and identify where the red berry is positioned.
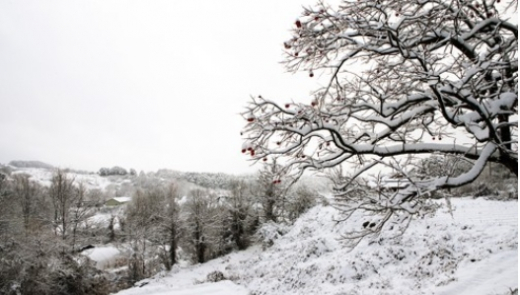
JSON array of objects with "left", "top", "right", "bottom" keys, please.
[
  {"left": 247, "top": 147, "right": 252, "bottom": 151},
  {"left": 241, "top": 149, "right": 246, "bottom": 153},
  {"left": 432, "top": 137, "right": 435, "bottom": 140},
  {"left": 278, "top": 179, "right": 282, "bottom": 183},
  {"left": 285, "top": 104, "right": 290, "bottom": 108},
  {"left": 250, "top": 150, "right": 255, "bottom": 156},
  {"left": 276, "top": 142, "right": 281, "bottom": 145},
  {"left": 311, "top": 101, "right": 317, "bottom": 107},
  {"left": 273, "top": 180, "right": 277, "bottom": 184},
  {"left": 284, "top": 42, "right": 291, "bottom": 49},
  {"left": 295, "top": 20, "right": 302, "bottom": 28},
  {"left": 314, "top": 16, "right": 319, "bottom": 21},
  {"left": 295, "top": 52, "right": 299, "bottom": 57},
  {"left": 263, "top": 158, "right": 267, "bottom": 162},
  {"left": 247, "top": 118, "right": 255, "bottom": 122},
  {"left": 438, "top": 137, "right": 442, "bottom": 140},
  {"left": 309, "top": 72, "right": 314, "bottom": 77}
]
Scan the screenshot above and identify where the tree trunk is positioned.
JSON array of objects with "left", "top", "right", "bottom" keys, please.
[{"left": 169, "top": 223, "right": 177, "bottom": 266}]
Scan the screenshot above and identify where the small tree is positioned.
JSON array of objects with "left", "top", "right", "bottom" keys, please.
[{"left": 242, "top": 0, "right": 517, "bottom": 240}]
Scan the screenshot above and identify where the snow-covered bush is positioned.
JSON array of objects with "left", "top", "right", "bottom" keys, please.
[
  {"left": 254, "top": 221, "right": 290, "bottom": 249},
  {"left": 206, "top": 270, "right": 226, "bottom": 283}
]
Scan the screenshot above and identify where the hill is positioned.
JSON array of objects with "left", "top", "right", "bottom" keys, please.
[{"left": 114, "top": 197, "right": 518, "bottom": 295}]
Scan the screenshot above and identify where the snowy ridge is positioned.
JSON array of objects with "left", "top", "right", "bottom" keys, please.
[{"left": 114, "top": 197, "right": 517, "bottom": 295}]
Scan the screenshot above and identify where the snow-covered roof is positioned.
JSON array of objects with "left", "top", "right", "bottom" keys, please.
[{"left": 110, "top": 196, "right": 132, "bottom": 203}]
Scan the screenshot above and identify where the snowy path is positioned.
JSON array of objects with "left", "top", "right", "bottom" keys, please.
[{"left": 117, "top": 280, "right": 249, "bottom": 295}]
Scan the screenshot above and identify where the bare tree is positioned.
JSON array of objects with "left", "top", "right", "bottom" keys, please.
[
  {"left": 70, "top": 182, "right": 94, "bottom": 252},
  {"left": 11, "top": 174, "right": 45, "bottom": 233},
  {"left": 125, "top": 188, "right": 164, "bottom": 279},
  {"left": 183, "top": 189, "right": 212, "bottom": 263},
  {"left": 242, "top": 0, "right": 517, "bottom": 240},
  {"left": 157, "top": 183, "right": 182, "bottom": 270},
  {"left": 48, "top": 170, "right": 76, "bottom": 241},
  {"left": 226, "top": 180, "right": 254, "bottom": 250}
]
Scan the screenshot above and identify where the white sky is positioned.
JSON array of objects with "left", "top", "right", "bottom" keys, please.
[{"left": 0, "top": 0, "right": 323, "bottom": 174}]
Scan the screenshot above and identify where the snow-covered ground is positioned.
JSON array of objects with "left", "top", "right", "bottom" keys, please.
[
  {"left": 10, "top": 167, "right": 114, "bottom": 190},
  {"left": 114, "top": 197, "right": 517, "bottom": 295}
]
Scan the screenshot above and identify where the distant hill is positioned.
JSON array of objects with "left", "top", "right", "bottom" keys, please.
[
  {"left": 3, "top": 161, "right": 258, "bottom": 194},
  {"left": 8, "top": 160, "right": 54, "bottom": 170},
  {"left": 155, "top": 169, "right": 255, "bottom": 190}
]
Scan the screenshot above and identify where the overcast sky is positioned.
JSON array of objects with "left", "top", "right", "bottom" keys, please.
[{"left": 0, "top": 0, "right": 325, "bottom": 174}]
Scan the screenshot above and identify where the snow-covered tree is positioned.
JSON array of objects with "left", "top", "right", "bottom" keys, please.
[{"left": 242, "top": 0, "right": 517, "bottom": 238}]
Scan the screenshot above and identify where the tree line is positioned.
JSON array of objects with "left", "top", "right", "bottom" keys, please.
[{"left": 0, "top": 160, "right": 318, "bottom": 295}]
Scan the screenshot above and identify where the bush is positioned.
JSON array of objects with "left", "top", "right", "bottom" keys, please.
[
  {"left": 206, "top": 270, "right": 226, "bottom": 282},
  {"left": 255, "top": 222, "right": 290, "bottom": 250}
]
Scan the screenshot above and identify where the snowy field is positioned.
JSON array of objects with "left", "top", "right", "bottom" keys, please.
[
  {"left": 11, "top": 167, "right": 114, "bottom": 190},
  {"left": 114, "top": 197, "right": 517, "bottom": 295}
]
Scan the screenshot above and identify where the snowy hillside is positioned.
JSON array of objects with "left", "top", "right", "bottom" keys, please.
[
  {"left": 10, "top": 166, "right": 113, "bottom": 189},
  {"left": 114, "top": 197, "right": 517, "bottom": 295}
]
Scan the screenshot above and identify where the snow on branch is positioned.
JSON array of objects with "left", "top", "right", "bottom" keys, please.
[{"left": 241, "top": 0, "right": 517, "bottom": 239}]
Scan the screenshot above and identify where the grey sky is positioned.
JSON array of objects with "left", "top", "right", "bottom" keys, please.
[{"left": 0, "top": 0, "right": 322, "bottom": 174}]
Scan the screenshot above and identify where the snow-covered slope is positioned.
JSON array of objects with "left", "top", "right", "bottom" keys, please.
[
  {"left": 114, "top": 197, "right": 517, "bottom": 295},
  {"left": 10, "top": 167, "right": 113, "bottom": 190}
]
